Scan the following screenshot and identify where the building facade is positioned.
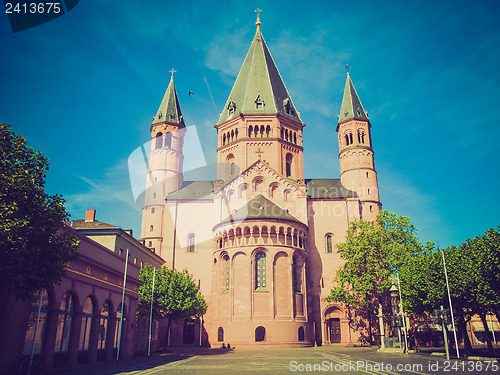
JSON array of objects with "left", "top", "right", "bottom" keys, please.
[{"left": 140, "top": 17, "right": 381, "bottom": 347}]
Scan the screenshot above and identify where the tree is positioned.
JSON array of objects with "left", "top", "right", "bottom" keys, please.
[
  {"left": 325, "top": 210, "right": 422, "bottom": 344},
  {"left": 137, "top": 264, "right": 208, "bottom": 345},
  {"left": 0, "top": 123, "right": 78, "bottom": 300}
]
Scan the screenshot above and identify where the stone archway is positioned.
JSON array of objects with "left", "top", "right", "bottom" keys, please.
[{"left": 323, "top": 305, "right": 350, "bottom": 345}]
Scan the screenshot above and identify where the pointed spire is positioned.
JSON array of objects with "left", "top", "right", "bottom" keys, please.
[
  {"left": 152, "top": 70, "right": 185, "bottom": 127},
  {"left": 217, "top": 15, "right": 301, "bottom": 125},
  {"left": 339, "top": 71, "right": 369, "bottom": 124}
]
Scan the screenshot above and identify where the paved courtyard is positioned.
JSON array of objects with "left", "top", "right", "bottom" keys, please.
[{"left": 48, "top": 346, "right": 500, "bottom": 375}]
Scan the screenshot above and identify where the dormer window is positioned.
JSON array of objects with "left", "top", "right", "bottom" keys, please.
[
  {"left": 255, "top": 95, "right": 265, "bottom": 110},
  {"left": 227, "top": 99, "right": 236, "bottom": 115},
  {"left": 283, "top": 98, "right": 295, "bottom": 116}
]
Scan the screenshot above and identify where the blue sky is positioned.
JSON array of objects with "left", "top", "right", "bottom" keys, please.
[{"left": 1, "top": 0, "right": 499, "bottom": 248}]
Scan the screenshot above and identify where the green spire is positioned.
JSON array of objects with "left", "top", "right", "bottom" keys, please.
[
  {"left": 217, "top": 23, "right": 301, "bottom": 125},
  {"left": 153, "top": 72, "right": 185, "bottom": 127},
  {"left": 339, "top": 73, "right": 369, "bottom": 123}
]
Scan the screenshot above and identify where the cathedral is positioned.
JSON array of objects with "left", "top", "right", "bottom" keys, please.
[{"left": 140, "top": 14, "right": 381, "bottom": 347}]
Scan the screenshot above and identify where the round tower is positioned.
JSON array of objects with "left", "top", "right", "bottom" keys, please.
[
  {"left": 337, "top": 72, "right": 381, "bottom": 220},
  {"left": 141, "top": 72, "right": 186, "bottom": 256}
]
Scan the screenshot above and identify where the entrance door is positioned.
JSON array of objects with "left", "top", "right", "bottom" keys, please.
[
  {"left": 183, "top": 320, "right": 195, "bottom": 344},
  {"left": 329, "top": 318, "right": 341, "bottom": 343}
]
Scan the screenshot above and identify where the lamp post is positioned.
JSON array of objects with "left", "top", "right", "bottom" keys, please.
[
  {"left": 390, "top": 283, "right": 403, "bottom": 352},
  {"left": 434, "top": 306, "right": 452, "bottom": 360}
]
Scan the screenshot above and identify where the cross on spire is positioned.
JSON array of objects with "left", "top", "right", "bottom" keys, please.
[
  {"left": 169, "top": 68, "right": 177, "bottom": 79},
  {"left": 344, "top": 64, "right": 351, "bottom": 74},
  {"left": 255, "top": 8, "right": 262, "bottom": 26}
]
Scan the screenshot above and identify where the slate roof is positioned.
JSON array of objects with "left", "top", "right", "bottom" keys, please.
[
  {"left": 167, "top": 181, "right": 214, "bottom": 200},
  {"left": 221, "top": 194, "right": 301, "bottom": 224},
  {"left": 338, "top": 73, "right": 369, "bottom": 124},
  {"left": 67, "top": 220, "right": 118, "bottom": 229},
  {"left": 216, "top": 23, "right": 301, "bottom": 125},
  {"left": 305, "top": 179, "right": 358, "bottom": 199},
  {"left": 152, "top": 76, "right": 185, "bottom": 126}
]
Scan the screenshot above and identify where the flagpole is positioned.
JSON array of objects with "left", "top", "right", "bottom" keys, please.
[
  {"left": 441, "top": 248, "right": 460, "bottom": 358},
  {"left": 117, "top": 249, "right": 129, "bottom": 361},
  {"left": 148, "top": 267, "right": 156, "bottom": 357}
]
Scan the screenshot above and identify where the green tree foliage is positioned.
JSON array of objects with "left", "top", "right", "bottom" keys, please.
[
  {"left": 399, "top": 227, "right": 500, "bottom": 355},
  {"left": 325, "top": 210, "right": 422, "bottom": 343},
  {"left": 137, "top": 264, "right": 207, "bottom": 320},
  {"left": 0, "top": 123, "right": 78, "bottom": 299}
]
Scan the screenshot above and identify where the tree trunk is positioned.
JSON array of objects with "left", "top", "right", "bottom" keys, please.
[
  {"left": 479, "top": 311, "right": 494, "bottom": 355},
  {"left": 456, "top": 309, "right": 473, "bottom": 355},
  {"left": 368, "top": 306, "right": 373, "bottom": 345}
]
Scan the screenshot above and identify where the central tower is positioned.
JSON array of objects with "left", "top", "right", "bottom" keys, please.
[{"left": 215, "top": 15, "right": 305, "bottom": 182}]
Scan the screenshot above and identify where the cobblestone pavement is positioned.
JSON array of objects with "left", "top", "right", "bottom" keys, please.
[{"left": 48, "top": 346, "right": 500, "bottom": 375}]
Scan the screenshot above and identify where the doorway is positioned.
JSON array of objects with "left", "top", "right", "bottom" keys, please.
[{"left": 329, "top": 318, "right": 341, "bottom": 343}]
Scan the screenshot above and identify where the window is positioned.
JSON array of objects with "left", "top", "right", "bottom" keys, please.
[
  {"left": 188, "top": 234, "right": 195, "bottom": 252},
  {"left": 255, "top": 326, "right": 266, "bottom": 342},
  {"left": 227, "top": 154, "right": 235, "bottom": 176},
  {"left": 255, "top": 253, "right": 266, "bottom": 289},
  {"left": 165, "top": 133, "right": 172, "bottom": 149},
  {"left": 255, "top": 95, "right": 265, "bottom": 110},
  {"left": 286, "top": 153, "right": 293, "bottom": 177},
  {"left": 292, "top": 256, "right": 300, "bottom": 293},
  {"left": 98, "top": 301, "right": 110, "bottom": 350},
  {"left": 155, "top": 132, "right": 163, "bottom": 149},
  {"left": 298, "top": 327, "right": 305, "bottom": 341},
  {"left": 253, "top": 177, "right": 263, "bottom": 191},
  {"left": 151, "top": 207, "right": 155, "bottom": 213},
  {"left": 148, "top": 241, "right": 152, "bottom": 247},
  {"left": 150, "top": 225, "right": 153, "bottom": 232},
  {"left": 218, "top": 327, "right": 224, "bottom": 342},
  {"left": 23, "top": 290, "right": 49, "bottom": 355},
  {"left": 326, "top": 234, "right": 333, "bottom": 253},
  {"left": 55, "top": 293, "right": 74, "bottom": 352},
  {"left": 79, "top": 297, "right": 94, "bottom": 351},
  {"left": 269, "top": 183, "right": 278, "bottom": 198},
  {"left": 248, "top": 126, "right": 253, "bottom": 138},
  {"left": 358, "top": 129, "right": 365, "bottom": 144}
]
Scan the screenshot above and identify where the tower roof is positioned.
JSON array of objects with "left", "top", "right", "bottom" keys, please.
[
  {"left": 152, "top": 74, "right": 185, "bottom": 127},
  {"left": 338, "top": 73, "right": 369, "bottom": 124},
  {"left": 217, "top": 22, "right": 301, "bottom": 125}
]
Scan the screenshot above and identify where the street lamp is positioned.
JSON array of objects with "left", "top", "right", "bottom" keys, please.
[{"left": 433, "top": 306, "right": 452, "bottom": 360}]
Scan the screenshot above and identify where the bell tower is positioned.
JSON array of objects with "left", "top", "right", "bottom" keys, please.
[
  {"left": 141, "top": 70, "right": 186, "bottom": 256},
  {"left": 337, "top": 71, "right": 381, "bottom": 220},
  {"left": 215, "top": 14, "right": 305, "bottom": 182}
]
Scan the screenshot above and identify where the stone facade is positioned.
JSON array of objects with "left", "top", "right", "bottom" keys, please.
[{"left": 140, "top": 20, "right": 381, "bottom": 348}]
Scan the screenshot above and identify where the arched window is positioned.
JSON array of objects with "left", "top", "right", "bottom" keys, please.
[
  {"left": 79, "top": 297, "right": 94, "bottom": 352},
  {"left": 218, "top": 327, "right": 224, "bottom": 342},
  {"left": 223, "top": 133, "right": 226, "bottom": 145},
  {"left": 285, "top": 129, "right": 289, "bottom": 142},
  {"left": 283, "top": 189, "right": 290, "bottom": 202},
  {"left": 253, "top": 177, "right": 263, "bottom": 192},
  {"left": 23, "top": 290, "right": 50, "bottom": 355},
  {"left": 269, "top": 183, "right": 278, "bottom": 198},
  {"left": 266, "top": 125, "right": 271, "bottom": 137},
  {"left": 349, "top": 133, "right": 353, "bottom": 145},
  {"left": 165, "top": 133, "right": 172, "bottom": 149},
  {"left": 150, "top": 225, "right": 153, "bottom": 232},
  {"left": 235, "top": 128, "right": 238, "bottom": 140},
  {"left": 280, "top": 128, "right": 284, "bottom": 138},
  {"left": 255, "top": 326, "right": 266, "bottom": 342},
  {"left": 292, "top": 256, "right": 301, "bottom": 293},
  {"left": 286, "top": 153, "right": 293, "bottom": 177},
  {"left": 148, "top": 241, "right": 152, "bottom": 247},
  {"left": 226, "top": 154, "right": 235, "bottom": 176},
  {"left": 151, "top": 207, "right": 155, "bottom": 214},
  {"left": 238, "top": 184, "right": 248, "bottom": 199},
  {"left": 223, "top": 254, "right": 230, "bottom": 292},
  {"left": 326, "top": 234, "right": 333, "bottom": 253},
  {"left": 55, "top": 293, "right": 74, "bottom": 353},
  {"left": 293, "top": 132, "right": 297, "bottom": 144},
  {"left": 255, "top": 253, "right": 266, "bottom": 289},
  {"left": 254, "top": 126, "right": 259, "bottom": 137},
  {"left": 155, "top": 132, "right": 163, "bottom": 149},
  {"left": 260, "top": 125, "right": 265, "bottom": 137},
  {"left": 344, "top": 134, "right": 349, "bottom": 145},
  {"left": 188, "top": 234, "right": 195, "bottom": 253},
  {"left": 298, "top": 327, "right": 305, "bottom": 341},
  {"left": 248, "top": 126, "right": 253, "bottom": 138},
  {"left": 98, "top": 301, "right": 111, "bottom": 351}
]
